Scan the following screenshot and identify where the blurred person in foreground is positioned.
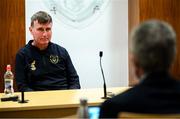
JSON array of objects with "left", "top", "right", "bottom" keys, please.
[
  {"left": 99, "top": 20, "right": 180, "bottom": 118},
  {"left": 15, "top": 11, "right": 80, "bottom": 91}
]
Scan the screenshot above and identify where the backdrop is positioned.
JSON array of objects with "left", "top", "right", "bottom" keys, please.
[{"left": 25, "top": 0, "right": 128, "bottom": 89}]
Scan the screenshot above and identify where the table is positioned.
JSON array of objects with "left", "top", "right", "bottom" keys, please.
[{"left": 0, "top": 87, "right": 128, "bottom": 118}]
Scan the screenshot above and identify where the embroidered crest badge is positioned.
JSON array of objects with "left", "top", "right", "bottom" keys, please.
[
  {"left": 44, "top": 0, "right": 110, "bottom": 29},
  {"left": 31, "top": 60, "right": 36, "bottom": 71},
  {"left": 50, "top": 55, "right": 59, "bottom": 64}
]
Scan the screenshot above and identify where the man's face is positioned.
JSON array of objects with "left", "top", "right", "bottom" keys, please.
[{"left": 29, "top": 20, "right": 52, "bottom": 49}]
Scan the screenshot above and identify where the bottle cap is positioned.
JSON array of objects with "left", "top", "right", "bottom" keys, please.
[
  {"left": 80, "top": 98, "right": 88, "bottom": 105},
  {"left": 6, "top": 64, "right": 11, "bottom": 71}
]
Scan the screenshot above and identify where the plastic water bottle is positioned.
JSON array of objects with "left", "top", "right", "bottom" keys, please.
[
  {"left": 4, "top": 64, "right": 14, "bottom": 95},
  {"left": 77, "top": 98, "right": 89, "bottom": 118}
]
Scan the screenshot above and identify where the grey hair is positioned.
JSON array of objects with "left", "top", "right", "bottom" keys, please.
[
  {"left": 31, "top": 11, "right": 52, "bottom": 27},
  {"left": 130, "top": 20, "right": 176, "bottom": 72}
]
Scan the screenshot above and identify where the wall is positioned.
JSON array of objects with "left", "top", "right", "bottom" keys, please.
[
  {"left": 128, "top": 0, "right": 140, "bottom": 85},
  {"left": 1, "top": 0, "right": 180, "bottom": 92},
  {"left": 25, "top": 0, "right": 129, "bottom": 89},
  {"left": 0, "top": 0, "right": 25, "bottom": 92},
  {"left": 128, "top": 0, "right": 180, "bottom": 85},
  {"left": 139, "top": 0, "right": 180, "bottom": 81}
]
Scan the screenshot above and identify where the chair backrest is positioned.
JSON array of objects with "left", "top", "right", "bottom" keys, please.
[{"left": 118, "top": 112, "right": 180, "bottom": 119}]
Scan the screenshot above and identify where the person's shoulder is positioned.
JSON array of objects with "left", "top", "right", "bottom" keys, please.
[
  {"left": 169, "top": 76, "right": 180, "bottom": 89},
  {"left": 50, "top": 42, "right": 66, "bottom": 51},
  {"left": 100, "top": 87, "right": 143, "bottom": 118},
  {"left": 104, "top": 86, "right": 142, "bottom": 106},
  {"left": 99, "top": 90, "right": 131, "bottom": 117},
  {"left": 16, "top": 43, "right": 31, "bottom": 55}
]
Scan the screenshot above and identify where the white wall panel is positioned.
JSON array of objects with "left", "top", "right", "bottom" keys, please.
[{"left": 25, "top": 0, "right": 128, "bottom": 89}]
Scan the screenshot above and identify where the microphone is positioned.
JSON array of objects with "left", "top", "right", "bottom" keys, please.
[{"left": 99, "top": 51, "right": 109, "bottom": 99}]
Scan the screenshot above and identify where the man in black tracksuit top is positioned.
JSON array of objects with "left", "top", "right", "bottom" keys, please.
[
  {"left": 15, "top": 11, "right": 80, "bottom": 92},
  {"left": 99, "top": 20, "right": 180, "bottom": 118}
]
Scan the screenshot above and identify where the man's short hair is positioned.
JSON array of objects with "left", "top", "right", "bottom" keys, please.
[
  {"left": 31, "top": 11, "right": 52, "bottom": 27},
  {"left": 130, "top": 20, "right": 176, "bottom": 72}
]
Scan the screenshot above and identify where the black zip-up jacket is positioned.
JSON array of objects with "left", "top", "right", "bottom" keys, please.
[
  {"left": 15, "top": 40, "right": 80, "bottom": 91},
  {"left": 99, "top": 71, "right": 180, "bottom": 118}
]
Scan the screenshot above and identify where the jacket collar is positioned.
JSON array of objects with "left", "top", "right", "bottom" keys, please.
[
  {"left": 28, "top": 40, "right": 52, "bottom": 53},
  {"left": 139, "top": 71, "right": 174, "bottom": 87}
]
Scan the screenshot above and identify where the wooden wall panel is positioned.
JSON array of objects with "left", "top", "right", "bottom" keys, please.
[
  {"left": 1, "top": 0, "right": 180, "bottom": 92},
  {"left": 128, "top": 0, "right": 139, "bottom": 33},
  {"left": 139, "top": 0, "right": 180, "bottom": 80},
  {"left": 128, "top": 0, "right": 180, "bottom": 86},
  {"left": 0, "top": 0, "right": 25, "bottom": 93},
  {"left": 128, "top": 0, "right": 140, "bottom": 85}
]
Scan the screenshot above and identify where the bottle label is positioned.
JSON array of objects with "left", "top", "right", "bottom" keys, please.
[{"left": 4, "top": 79, "right": 13, "bottom": 94}]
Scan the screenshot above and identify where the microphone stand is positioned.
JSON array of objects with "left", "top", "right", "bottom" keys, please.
[
  {"left": 18, "top": 91, "right": 28, "bottom": 103},
  {"left": 99, "top": 51, "right": 109, "bottom": 99}
]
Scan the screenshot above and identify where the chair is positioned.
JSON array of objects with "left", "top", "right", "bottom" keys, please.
[{"left": 118, "top": 112, "right": 180, "bottom": 119}]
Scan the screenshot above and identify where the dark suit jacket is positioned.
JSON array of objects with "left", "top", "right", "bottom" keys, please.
[{"left": 99, "top": 71, "right": 180, "bottom": 118}]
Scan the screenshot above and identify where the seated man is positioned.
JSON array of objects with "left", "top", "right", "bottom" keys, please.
[
  {"left": 99, "top": 20, "right": 180, "bottom": 118},
  {"left": 15, "top": 11, "right": 80, "bottom": 91}
]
